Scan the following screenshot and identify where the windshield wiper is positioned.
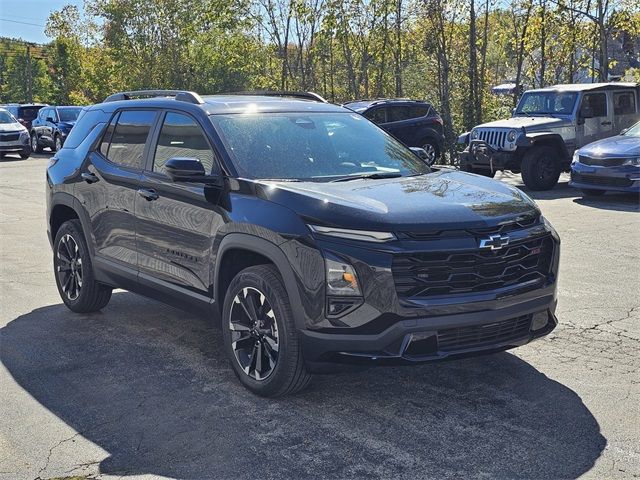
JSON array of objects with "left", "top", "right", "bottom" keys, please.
[{"left": 329, "top": 172, "right": 403, "bottom": 183}]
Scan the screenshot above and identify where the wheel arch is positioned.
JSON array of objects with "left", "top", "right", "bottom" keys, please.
[
  {"left": 521, "top": 133, "right": 569, "bottom": 159},
  {"left": 214, "top": 234, "right": 308, "bottom": 329},
  {"left": 48, "top": 193, "right": 95, "bottom": 256}
]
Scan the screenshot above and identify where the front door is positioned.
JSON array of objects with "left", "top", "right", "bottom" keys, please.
[
  {"left": 576, "top": 92, "right": 613, "bottom": 147},
  {"left": 135, "top": 110, "right": 224, "bottom": 298}
]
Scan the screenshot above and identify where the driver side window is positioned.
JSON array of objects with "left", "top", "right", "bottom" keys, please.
[{"left": 581, "top": 93, "right": 607, "bottom": 117}]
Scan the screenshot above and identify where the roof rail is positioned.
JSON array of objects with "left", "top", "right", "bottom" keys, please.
[
  {"left": 103, "top": 90, "right": 204, "bottom": 105},
  {"left": 229, "top": 90, "right": 328, "bottom": 103}
]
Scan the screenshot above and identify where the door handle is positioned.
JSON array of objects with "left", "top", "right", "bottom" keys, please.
[
  {"left": 137, "top": 188, "right": 159, "bottom": 201},
  {"left": 601, "top": 121, "right": 612, "bottom": 126},
  {"left": 81, "top": 172, "right": 99, "bottom": 184}
]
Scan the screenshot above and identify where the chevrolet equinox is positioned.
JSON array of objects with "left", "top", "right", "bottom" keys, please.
[{"left": 46, "top": 90, "right": 560, "bottom": 397}]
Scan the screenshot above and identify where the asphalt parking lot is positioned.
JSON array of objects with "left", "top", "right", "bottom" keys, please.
[{"left": 1, "top": 153, "right": 639, "bottom": 480}]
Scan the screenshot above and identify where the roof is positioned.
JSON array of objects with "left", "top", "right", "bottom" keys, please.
[
  {"left": 342, "top": 98, "right": 429, "bottom": 112},
  {"left": 527, "top": 82, "right": 639, "bottom": 93},
  {"left": 94, "top": 94, "right": 348, "bottom": 115}
]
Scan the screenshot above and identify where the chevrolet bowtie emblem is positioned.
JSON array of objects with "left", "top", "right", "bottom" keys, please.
[{"left": 479, "top": 234, "right": 510, "bottom": 250}]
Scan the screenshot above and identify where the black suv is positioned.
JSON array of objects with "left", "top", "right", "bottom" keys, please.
[
  {"left": 2, "top": 103, "right": 47, "bottom": 131},
  {"left": 31, "top": 105, "right": 83, "bottom": 152},
  {"left": 343, "top": 99, "right": 445, "bottom": 165},
  {"left": 47, "top": 90, "right": 560, "bottom": 397}
]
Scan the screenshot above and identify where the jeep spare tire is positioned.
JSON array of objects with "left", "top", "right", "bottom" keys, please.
[{"left": 521, "top": 146, "right": 561, "bottom": 191}]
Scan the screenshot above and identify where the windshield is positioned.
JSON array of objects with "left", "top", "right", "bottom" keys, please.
[
  {"left": 0, "top": 110, "right": 17, "bottom": 124},
  {"left": 622, "top": 122, "right": 640, "bottom": 137},
  {"left": 58, "top": 108, "right": 82, "bottom": 122},
  {"left": 515, "top": 91, "right": 577, "bottom": 116},
  {"left": 210, "top": 112, "right": 430, "bottom": 181}
]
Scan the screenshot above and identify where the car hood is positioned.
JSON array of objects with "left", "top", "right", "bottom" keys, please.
[
  {"left": 258, "top": 169, "right": 539, "bottom": 232},
  {"left": 0, "top": 122, "right": 25, "bottom": 133},
  {"left": 579, "top": 135, "right": 640, "bottom": 157},
  {"left": 477, "top": 116, "right": 568, "bottom": 131}
]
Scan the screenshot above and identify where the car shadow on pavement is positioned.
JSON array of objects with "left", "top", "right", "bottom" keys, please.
[{"left": 2, "top": 292, "right": 605, "bottom": 480}]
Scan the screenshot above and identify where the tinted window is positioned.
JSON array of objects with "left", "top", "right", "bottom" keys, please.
[
  {"left": 387, "top": 106, "right": 411, "bottom": 122},
  {"left": 100, "top": 113, "right": 119, "bottom": 157},
  {"left": 153, "top": 112, "right": 215, "bottom": 174},
  {"left": 614, "top": 92, "right": 636, "bottom": 115},
  {"left": 581, "top": 93, "right": 607, "bottom": 117},
  {"left": 58, "top": 108, "right": 82, "bottom": 122},
  {"left": 104, "top": 110, "right": 156, "bottom": 169},
  {"left": 364, "top": 107, "right": 386, "bottom": 124},
  {"left": 19, "top": 106, "right": 42, "bottom": 121},
  {"left": 410, "top": 105, "right": 430, "bottom": 118},
  {"left": 211, "top": 112, "right": 429, "bottom": 181}
]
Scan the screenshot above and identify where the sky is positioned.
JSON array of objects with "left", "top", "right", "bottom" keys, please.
[{"left": 0, "top": 0, "right": 84, "bottom": 44}]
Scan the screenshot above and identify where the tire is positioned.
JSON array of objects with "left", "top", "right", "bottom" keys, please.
[
  {"left": 0, "top": 153, "right": 5, "bottom": 159},
  {"left": 222, "top": 264, "right": 312, "bottom": 397},
  {"left": 53, "top": 134, "right": 63, "bottom": 152},
  {"left": 581, "top": 188, "right": 606, "bottom": 197},
  {"left": 19, "top": 152, "right": 30, "bottom": 160},
  {"left": 53, "top": 219, "right": 112, "bottom": 313},
  {"left": 521, "top": 146, "right": 561, "bottom": 191},
  {"left": 420, "top": 139, "right": 439, "bottom": 166},
  {"left": 30, "top": 133, "right": 43, "bottom": 153}
]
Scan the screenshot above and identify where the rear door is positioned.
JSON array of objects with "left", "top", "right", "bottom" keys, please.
[
  {"left": 381, "top": 105, "right": 414, "bottom": 144},
  {"left": 613, "top": 90, "right": 639, "bottom": 133},
  {"left": 76, "top": 109, "right": 158, "bottom": 274},
  {"left": 576, "top": 92, "right": 613, "bottom": 147},
  {"left": 135, "top": 110, "right": 224, "bottom": 299}
]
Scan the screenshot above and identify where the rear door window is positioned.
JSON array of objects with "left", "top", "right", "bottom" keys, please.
[
  {"left": 387, "top": 106, "right": 412, "bottom": 122},
  {"left": 364, "top": 107, "right": 386, "bottom": 124},
  {"left": 613, "top": 91, "right": 636, "bottom": 115},
  {"left": 101, "top": 110, "right": 157, "bottom": 169}
]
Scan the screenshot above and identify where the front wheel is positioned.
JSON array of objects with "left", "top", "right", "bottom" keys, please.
[
  {"left": 521, "top": 146, "right": 561, "bottom": 191},
  {"left": 53, "top": 134, "right": 63, "bottom": 152},
  {"left": 30, "top": 133, "right": 43, "bottom": 153},
  {"left": 421, "top": 139, "right": 439, "bottom": 166},
  {"left": 53, "top": 219, "right": 112, "bottom": 313},
  {"left": 222, "top": 264, "right": 311, "bottom": 397}
]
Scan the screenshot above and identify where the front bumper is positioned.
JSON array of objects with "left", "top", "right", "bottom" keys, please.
[
  {"left": 0, "top": 135, "right": 30, "bottom": 153},
  {"left": 459, "top": 142, "right": 517, "bottom": 172},
  {"left": 301, "top": 289, "right": 557, "bottom": 366},
  {"left": 569, "top": 162, "right": 640, "bottom": 192}
]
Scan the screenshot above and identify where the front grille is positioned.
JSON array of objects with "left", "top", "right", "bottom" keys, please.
[
  {"left": 401, "top": 215, "right": 540, "bottom": 240},
  {"left": 475, "top": 128, "right": 508, "bottom": 150},
  {"left": 393, "top": 235, "right": 553, "bottom": 298},
  {"left": 579, "top": 155, "right": 629, "bottom": 167},
  {"left": 0, "top": 133, "right": 20, "bottom": 142},
  {"left": 571, "top": 172, "right": 633, "bottom": 187},
  {"left": 437, "top": 315, "right": 531, "bottom": 352}
]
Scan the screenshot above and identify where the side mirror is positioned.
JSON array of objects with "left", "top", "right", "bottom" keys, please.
[
  {"left": 164, "top": 157, "right": 221, "bottom": 184},
  {"left": 511, "top": 108, "right": 516, "bottom": 116},
  {"left": 409, "top": 147, "right": 434, "bottom": 166}
]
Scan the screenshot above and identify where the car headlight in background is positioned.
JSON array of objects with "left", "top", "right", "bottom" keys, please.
[
  {"left": 507, "top": 129, "right": 517, "bottom": 142},
  {"left": 325, "top": 255, "right": 361, "bottom": 296},
  {"left": 308, "top": 225, "right": 396, "bottom": 243},
  {"left": 572, "top": 150, "right": 579, "bottom": 164},
  {"left": 471, "top": 129, "right": 480, "bottom": 140},
  {"left": 622, "top": 157, "right": 640, "bottom": 166}
]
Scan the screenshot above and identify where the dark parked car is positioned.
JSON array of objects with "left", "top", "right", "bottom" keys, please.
[
  {"left": 570, "top": 121, "right": 640, "bottom": 196},
  {"left": 1, "top": 103, "right": 47, "bottom": 131},
  {"left": 47, "top": 90, "right": 560, "bottom": 397},
  {"left": 31, "top": 106, "right": 83, "bottom": 152},
  {"left": 0, "top": 107, "right": 31, "bottom": 159},
  {"left": 343, "top": 99, "right": 445, "bottom": 165}
]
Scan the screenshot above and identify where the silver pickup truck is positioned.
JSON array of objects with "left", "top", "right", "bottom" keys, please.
[{"left": 458, "top": 82, "right": 640, "bottom": 190}]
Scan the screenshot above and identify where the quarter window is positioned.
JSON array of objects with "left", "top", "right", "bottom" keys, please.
[
  {"left": 152, "top": 112, "right": 215, "bottom": 174},
  {"left": 614, "top": 92, "right": 636, "bottom": 115},
  {"left": 581, "top": 93, "right": 607, "bottom": 117},
  {"left": 102, "top": 110, "right": 156, "bottom": 169}
]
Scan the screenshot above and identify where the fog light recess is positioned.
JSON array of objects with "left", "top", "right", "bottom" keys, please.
[{"left": 531, "top": 311, "right": 550, "bottom": 331}]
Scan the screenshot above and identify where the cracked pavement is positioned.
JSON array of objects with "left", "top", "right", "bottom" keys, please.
[{"left": 1, "top": 157, "right": 639, "bottom": 480}]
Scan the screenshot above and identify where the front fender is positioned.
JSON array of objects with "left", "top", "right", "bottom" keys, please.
[{"left": 518, "top": 132, "right": 569, "bottom": 158}]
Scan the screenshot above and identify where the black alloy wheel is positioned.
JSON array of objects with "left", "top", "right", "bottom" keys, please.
[
  {"left": 229, "top": 286, "right": 279, "bottom": 380},
  {"left": 56, "top": 233, "right": 83, "bottom": 300}
]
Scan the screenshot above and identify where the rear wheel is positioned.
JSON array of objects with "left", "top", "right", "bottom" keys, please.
[
  {"left": 53, "top": 134, "right": 63, "bottom": 152},
  {"left": 30, "top": 133, "right": 43, "bottom": 153},
  {"left": 581, "top": 189, "right": 606, "bottom": 197},
  {"left": 521, "top": 146, "right": 561, "bottom": 191},
  {"left": 222, "top": 264, "right": 311, "bottom": 397},
  {"left": 53, "top": 219, "right": 112, "bottom": 313},
  {"left": 421, "top": 139, "right": 439, "bottom": 166}
]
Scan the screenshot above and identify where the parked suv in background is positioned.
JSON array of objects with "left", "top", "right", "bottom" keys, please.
[
  {"left": 343, "top": 99, "right": 445, "bottom": 165},
  {"left": 31, "top": 105, "right": 83, "bottom": 152},
  {"left": 0, "top": 107, "right": 31, "bottom": 159},
  {"left": 47, "top": 90, "right": 560, "bottom": 397},
  {"left": 1, "top": 103, "right": 47, "bottom": 131},
  {"left": 459, "top": 83, "right": 639, "bottom": 190}
]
